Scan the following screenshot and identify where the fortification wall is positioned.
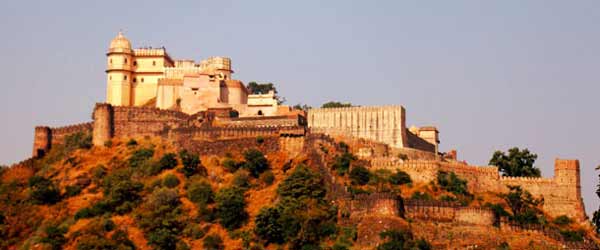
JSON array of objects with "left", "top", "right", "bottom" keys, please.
[
  {"left": 177, "top": 136, "right": 280, "bottom": 156},
  {"left": 346, "top": 193, "right": 403, "bottom": 219},
  {"left": 111, "top": 105, "right": 195, "bottom": 138},
  {"left": 404, "top": 200, "right": 494, "bottom": 226},
  {"left": 217, "top": 115, "right": 305, "bottom": 128},
  {"left": 405, "top": 129, "right": 436, "bottom": 153},
  {"left": 370, "top": 158, "right": 586, "bottom": 222},
  {"left": 32, "top": 122, "right": 93, "bottom": 157},
  {"left": 49, "top": 122, "right": 93, "bottom": 144},
  {"left": 307, "top": 106, "right": 407, "bottom": 149}
]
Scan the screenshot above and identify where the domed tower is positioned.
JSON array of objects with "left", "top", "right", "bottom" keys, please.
[{"left": 106, "top": 31, "right": 133, "bottom": 106}]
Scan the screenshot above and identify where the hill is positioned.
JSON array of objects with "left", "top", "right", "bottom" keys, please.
[{"left": 0, "top": 132, "right": 598, "bottom": 250}]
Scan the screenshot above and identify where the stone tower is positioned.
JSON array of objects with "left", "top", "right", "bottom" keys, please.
[
  {"left": 32, "top": 126, "right": 51, "bottom": 157},
  {"left": 106, "top": 31, "right": 133, "bottom": 106},
  {"left": 92, "top": 103, "right": 114, "bottom": 147}
]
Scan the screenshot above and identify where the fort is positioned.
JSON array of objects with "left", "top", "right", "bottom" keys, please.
[{"left": 24, "top": 32, "right": 588, "bottom": 233}]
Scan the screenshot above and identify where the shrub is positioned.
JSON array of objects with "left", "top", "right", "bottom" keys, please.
[
  {"left": 560, "top": 229, "right": 584, "bottom": 242},
  {"left": 277, "top": 164, "right": 325, "bottom": 200},
  {"left": 65, "top": 185, "right": 83, "bottom": 197},
  {"left": 222, "top": 157, "right": 239, "bottom": 173},
  {"left": 410, "top": 192, "right": 432, "bottom": 200},
  {"left": 256, "top": 136, "right": 265, "bottom": 144},
  {"left": 215, "top": 187, "right": 248, "bottom": 230},
  {"left": 260, "top": 171, "right": 275, "bottom": 186},
  {"left": 147, "top": 228, "right": 178, "bottom": 250},
  {"left": 241, "top": 149, "right": 269, "bottom": 177},
  {"left": 233, "top": 170, "right": 251, "bottom": 189},
  {"left": 332, "top": 152, "right": 356, "bottom": 175},
  {"left": 28, "top": 176, "right": 61, "bottom": 205},
  {"left": 159, "top": 153, "right": 178, "bottom": 170},
  {"left": 64, "top": 132, "right": 92, "bottom": 151},
  {"left": 178, "top": 150, "right": 203, "bottom": 177},
  {"left": 503, "top": 185, "right": 543, "bottom": 225},
  {"left": 255, "top": 207, "right": 285, "bottom": 244},
  {"left": 163, "top": 174, "right": 180, "bottom": 188},
  {"left": 437, "top": 171, "right": 469, "bottom": 196},
  {"left": 126, "top": 139, "right": 138, "bottom": 147},
  {"left": 39, "top": 225, "right": 67, "bottom": 250},
  {"left": 349, "top": 166, "right": 370, "bottom": 185},
  {"left": 128, "top": 148, "right": 154, "bottom": 168},
  {"left": 203, "top": 234, "right": 224, "bottom": 250},
  {"left": 389, "top": 170, "right": 411, "bottom": 185},
  {"left": 186, "top": 180, "right": 214, "bottom": 205},
  {"left": 553, "top": 215, "right": 572, "bottom": 226},
  {"left": 376, "top": 229, "right": 431, "bottom": 250}
]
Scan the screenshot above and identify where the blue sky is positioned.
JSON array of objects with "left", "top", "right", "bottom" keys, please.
[{"left": 1, "top": 0, "right": 598, "bottom": 216}]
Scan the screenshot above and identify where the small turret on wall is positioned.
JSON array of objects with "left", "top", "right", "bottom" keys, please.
[
  {"left": 32, "top": 126, "right": 51, "bottom": 157},
  {"left": 92, "top": 103, "right": 114, "bottom": 146}
]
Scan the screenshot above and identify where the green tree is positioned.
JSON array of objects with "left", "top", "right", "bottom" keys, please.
[
  {"left": 255, "top": 207, "right": 285, "bottom": 244},
  {"left": 593, "top": 165, "right": 600, "bottom": 234},
  {"left": 246, "top": 82, "right": 285, "bottom": 104},
  {"left": 215, "top": 187, "right": 248, "bottom": 230},
  {"left": 489, "top": 147, "right": 541, "bottom": 177},
  {"left": 277, "top": 164, "right": 325, "bottom": 200},
  {"left": 321, "top": 101, "right": 353, "bottom": 108},
  {"left": 241, "top": 149, "right": 270, "bottom": 177},
  {"left": 349, "top": 166, "right": 370, "bottom": 185},
  {"left": 178, "top": 150, "right": 205, "bottom": 177},
  {"left": 28, "top": 176, "right": 61, "bottom": 205},
  {"left": 389, "top": 170, "right": 412, "bottom": 185},
  {"left": 503, "top": 185, "right": 543, "bottom": 225},
  {"left": 376, "top": 229, "right": 431, "bottom": 250},
  {"left": 186, "top": 180, "right": 214, "bottom": 205},
  {"left": 437, "top": 171, "right": 469, "bottom": 196}
]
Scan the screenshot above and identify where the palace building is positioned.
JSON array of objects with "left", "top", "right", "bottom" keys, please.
[{"left": 106, "top": 31, "right": 291, "bottom": 117}]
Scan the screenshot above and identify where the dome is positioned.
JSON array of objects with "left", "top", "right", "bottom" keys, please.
[{"left": 109, "top": 31, "right": 132, "bottom": 50}]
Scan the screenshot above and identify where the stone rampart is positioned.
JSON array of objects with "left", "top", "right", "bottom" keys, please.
[
  {"left": 346, "top": 193, "right": 403, "bottom": 218},
  {"left": 405, "top": 129, "right": 436, "bottom": 153},
  {"left": 32, "top": 122, "right": 93, "bottom": 157},
  {"left": 217, "top": 115, "right": 306, "bottom": 128},
  {"left": 307, "top": 106, "right": 408, "bottom": 149},
  {"left": 370, "top": 158, "right": 586, "bottom": 222},
  {"left": 404, "top": 199, "right": 494, "bottom": 226}
]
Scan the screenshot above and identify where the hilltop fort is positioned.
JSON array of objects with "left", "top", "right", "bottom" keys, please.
[{"left": 4, "top": 32, "right": 592, "bottom": 249}]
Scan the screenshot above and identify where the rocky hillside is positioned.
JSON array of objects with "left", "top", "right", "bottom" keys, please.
[{"left": 0, "top": 133, "right": 598, "bottom": 250}]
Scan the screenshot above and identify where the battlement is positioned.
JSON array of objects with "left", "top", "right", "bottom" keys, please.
[
  {"left": 133, "top": 48, "right": 170, "bottom": 58},
  {"left": 499, "top": 176, "right": 554, "bottom": 183}
]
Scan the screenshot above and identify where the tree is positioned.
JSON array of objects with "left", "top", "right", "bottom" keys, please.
[
  {"left": 215, "top": 187, "right": 248, "bottom": 230},
  {"left": 277, "top": 164, "right": 326, "bottom": 200},
  {"left": 503, "top": 185, "right": 543, "bottom": 225},
  {"left": 389, "top": 170, "right": 412, "bottom": 185},
  {"left": 292, "top": 104, "right": 312, "bottom": 111},
  {"left": 246, "top": 82, "right": 285, "bottom": 104},
  {"left": 593, "top": 165, "right": 600, "bottom": 234},
  {"left": 241, "top": 149, "right": 269, "bottom": 177},
  {"left": 489, "top": 147, "right": 540, "bottom": 177},
  {"left": 28, "top": 176, "right": 61, "bottom": 205},
  {"left": 376, "top": 229, "right": 431, "bottom": 250},
  {"left": 255, "top": 207, "right": 285, "bottom": 244},
  {"left": 178, "top": 150, "right": 205, "bottom": 177},
  {"left": 321, "top": 101, "right": 353, "bottom": 108},
  {"left": 349, "top": 166, "right": 370, "bottom": 185}
]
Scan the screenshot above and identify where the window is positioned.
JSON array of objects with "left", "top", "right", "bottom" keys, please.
[
  {"left": 141, "top": 78, "right": 144, "bottom": 83},
  {"left": 133, "top": 61, "right": 137, "bottom": 66},
  {"left": 124, "top": 58, "right": 128, "bottom": 64},
  {"left": 110, "top": 59, "right": 112, "bottom": 64},
  {"left": 124, "top": 75, "right": 127, "bottom": 80},
  {"left": 109, "top": 76, "right": 112, "bottom": 80},
  {"left": 258, "top": 110, "right": 263, "bottom": 116},
  {"left": 152, "top": 61, "right": 156, "bottom": 66},
  {"left": 133, "top": 78, "right": 136, "bottom": 83}
]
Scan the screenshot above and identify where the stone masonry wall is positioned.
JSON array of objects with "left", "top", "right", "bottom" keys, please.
[
  {"left": 32, "top": 122, "right": 93, "bottom": 157},
  {"left": 307, "top": 106, "right": 408, "bottom": 149},
  {"left": 370, "top": 158, "right": 586, "bottom": 222}
]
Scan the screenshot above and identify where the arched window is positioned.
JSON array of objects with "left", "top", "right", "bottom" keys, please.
[
  {"left": 124, "top": 58, "right": 128, "bottom": 64},
  {"left": 133, "top": 61, "right": 137, "bottom": 66},
  {"left": 109, "top": 76, "right": 112, "bottom": 80},
  {"left": 124, "top": 75, "right": 127, "bottom": 80},
  {"left": 133, "top": 78, "right": 137, "bottom": 83},
  {"left": 152, "top": 61, "right": 156, "bottom": 66},
  {"left": 258, "top": 110, "right": 263, "bottom": 116},
  {"left": 141, "top": 78, "right": 144, "bottom": 83},
  {"left": 109, "top": 59, "right": 112, "bottom": 64}
]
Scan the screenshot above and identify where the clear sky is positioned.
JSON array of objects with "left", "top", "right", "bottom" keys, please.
[{"left": 1, "top": 0, "right": 598, "bottom": 217}]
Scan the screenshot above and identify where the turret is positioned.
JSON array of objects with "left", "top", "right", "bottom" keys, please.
[
  {"left": 32, "top": 126, "right": 51, "bottom": 157},
  {"left": 106, "top": 31, "right": 133, "bottom": 106}
]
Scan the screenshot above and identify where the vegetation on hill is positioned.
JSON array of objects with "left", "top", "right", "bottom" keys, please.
[
  {"left": 246, "top": 81, "right": 285, "bottom": 104},
  {"left": 0, "top": 134, "right": 596, "bottom": 249},
  {"left": 489, "top": 147, "right": 541, "bottom": 177}
]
